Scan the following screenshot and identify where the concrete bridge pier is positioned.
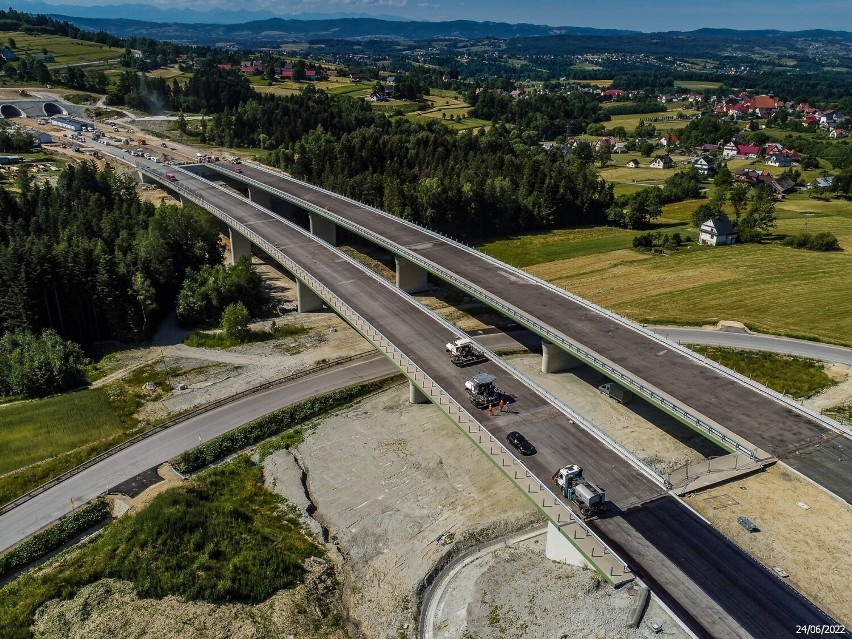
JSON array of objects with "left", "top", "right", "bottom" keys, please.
[
  {"left": 545, "top": 521, "right": 592, "bottom": 568},
  {"left": 137, "top": 170, "right": 157, "bottom": 185},
  {"left": 395, "top": 256, "right": 429, "bottom": 293},
  {"left": 228, "top": 228, "right": 252, "bottom": 265},
  {"left": 541, "top": 340, "right": 583, "bottom": 373},
  {"left": 247, "top": 187, "right": 272, "bottom": 209},
  {"left": 296, "top": 281, "right": 324, "bottom": 312},
  {"left": 409, "top": 381, "right": 430, "bottom": 404},
  {"left": 309, "top": 211, "right": 337, "bottom": 245}
]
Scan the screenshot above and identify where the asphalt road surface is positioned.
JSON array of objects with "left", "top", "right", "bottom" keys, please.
[
  {"left": 211, "top": 163, "right": 846, "bottom": 465},
  {"left": 651, "top": 326, "right": 852, "bottom": 365},
  {"left": 115, "top": 157, "right": 845, "bottom": 638},
  {"left": 0, "top": 354, "right": 395, "bottom": 553}
]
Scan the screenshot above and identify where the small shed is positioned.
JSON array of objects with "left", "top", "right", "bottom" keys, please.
[{"left": 699, "top": 216, "right": 737, "bottom": 246}]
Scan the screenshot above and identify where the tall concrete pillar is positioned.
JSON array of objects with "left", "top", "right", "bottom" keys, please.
[
  {"left": 228, "top": 227, "right": 252, "bottom": 265},
  {"left": 545, "top": 521, "right": 593, "bottom": 568},
  {"left": 137, "top": 170, "right": 156, "bottom": 184},
  {"left": 541, "top": 339, "right": 583, "bottom": 373},
  {"left": 308, "top": 211, "right": 336, "bottom": 245},
  {"left": 247, "top": 187, "right": 272, "bottom": 209},
  {"left": 296, "top": 281, "right": 324, "bottom": 313},
  {"left": 409, "top": 381, "right": 430, "bottom": 405},
  {"left": 395, "top": 256, "right": 428, "bottom": 293}
]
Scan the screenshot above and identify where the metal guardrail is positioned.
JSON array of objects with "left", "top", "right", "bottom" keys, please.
[
  {"left": 231, "top": 164, "right": 850, "bottom": 442},
  {"left": 146, "top": 165, "right": 632, "bottom": 582},
  {"left": 185, "top": 164, "right": 666, "bottom": 485},
  {"left": 219, "top": 169, "right": 765, "bottom": 459},
  {"left": 0, "top": 352, "right": 378, "bottom": 517}
]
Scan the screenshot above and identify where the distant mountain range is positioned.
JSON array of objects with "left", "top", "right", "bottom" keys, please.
[{"left": 9, "top": 2, "right": 852, "bottom": 50}]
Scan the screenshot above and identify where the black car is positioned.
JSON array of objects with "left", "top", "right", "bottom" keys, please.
[{"left": 506, "top": 431, "right": 536, "bottom": 456}]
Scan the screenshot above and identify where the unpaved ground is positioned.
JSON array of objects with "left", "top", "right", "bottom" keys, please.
[
  {"left": 685, "top": 464, "right": 852, "bottom": 627},
  {"left": 93, "top": 256, "right": 373, "bottom": 425},
  {"left": 264, "top": 387, "right": 687, "bottom": 639},
  {"left": 432, "top": 534, "right": 687, "bottom": 639},
  {"left": 505, "top": 354, "right": 724, "bottom": 475},
  {"left": 32, "top": 563, "right": 345, "bottom": 639},
  {"left": 805, "top": 363, "right": 852, "bottom": 414}
]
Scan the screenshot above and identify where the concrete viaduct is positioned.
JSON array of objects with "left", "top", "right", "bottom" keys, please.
[{"left": 128, "top": 156, "right": 849, "bottom": 639}]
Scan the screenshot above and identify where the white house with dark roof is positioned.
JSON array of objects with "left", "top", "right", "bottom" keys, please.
[{"left": 699, "top": 216, "right": 737, "bottom": 246}]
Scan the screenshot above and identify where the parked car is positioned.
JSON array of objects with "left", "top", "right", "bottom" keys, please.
[{"left": 506, "top": 431, "right": 536, "bottom": 456}]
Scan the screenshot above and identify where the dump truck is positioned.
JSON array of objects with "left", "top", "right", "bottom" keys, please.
[
  {"left": 598, "top": 382, "right": 633, "bottom": 404},
  {"left": 465, "top": 373, "right": 502, "bottom": 409},
  {"left": 446, "top": 338, "right": 487, "bottom": 367},
  {"left": 552, "top": 464, "right": 607, "bottom": 518}
]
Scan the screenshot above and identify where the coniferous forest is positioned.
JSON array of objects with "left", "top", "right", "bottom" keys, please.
[{"left": 0, "top": 164, "right": 223, "bottom": 346}]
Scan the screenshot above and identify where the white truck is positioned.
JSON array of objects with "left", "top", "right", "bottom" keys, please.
[
  {"left": 552, "top": 465, "right": 607, "bottom": 518},
  {"left": 598, "top": 382, "right": 633, "bottom": 404},
  {"left": 445, "top": 338, "right": 487, "bottom": 367}
]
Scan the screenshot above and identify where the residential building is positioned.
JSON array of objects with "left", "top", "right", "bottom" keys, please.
[
  {"left": 694, "top": 155, "right": 716, "bottom": 176},
  {"left": 699, "top": 216, "right": 737, "bottom": 246},
  {"left": 650, "top": 154, "right": 674, "bottom": 169}
]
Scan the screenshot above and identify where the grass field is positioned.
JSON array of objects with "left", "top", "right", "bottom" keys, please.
[
  {"left": 689, "top": 346, "right": 835, "bottom": 398},
  {"left": 2, "top": 31, "right": 122, "bottom": 65},
  {"left": 184, "top": 323, "right": 309, "bottom": 349},
  {"left": 0, "top": 390, "right": 122, "bottom": 477},
  {"left": 478, "top": 195, "right": 852, "bottom": 346},
  {"left": 606, "top": 109, "right": 700, "bottom": 133},
  {"left": 675, "top": 81, "right": 724, "bottom": 91},
  {"left": 478, "top": 226, "right": 639, "bottom": 268}
]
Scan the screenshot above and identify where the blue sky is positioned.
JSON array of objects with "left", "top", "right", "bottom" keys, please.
[{"left": 33, "top": 0, "right": 852, "bottom": 31}]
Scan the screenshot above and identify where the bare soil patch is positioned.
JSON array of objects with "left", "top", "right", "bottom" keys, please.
[
  {"left": 434, "top": 534, "right": 688, "bottom": 639},
  {"left": 505, "top": 354, "right": 723, "bottom": 475},
  {"left": 685, "top": 464, "right": 852, "bottom": 627},
  {"left": 264, "top": 387, "right": 688, "bottom": 639}
]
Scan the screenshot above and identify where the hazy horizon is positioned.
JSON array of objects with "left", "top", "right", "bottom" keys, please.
[{"left": 15, "top": 0, "right": 852, "bottom": 32}]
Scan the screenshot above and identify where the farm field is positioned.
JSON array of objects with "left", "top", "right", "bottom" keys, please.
[
  {"left": 601, "top": 101, "right": 701, "bottom": 132},
  {"left": 0, "top": 389, "right": 122, "bottom": 476},
  {"left": 481, "top": 198, "right": 852, "bottom": 346},
  {"left": 0, "top": 32, "right": 122, "bottom": 65}
]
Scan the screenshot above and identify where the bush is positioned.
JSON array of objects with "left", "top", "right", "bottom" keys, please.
[
  {"left": 0, "top": 499, "right": 109, "bottom": 581},
  {"left": 782, "top": 232, "right": 841, "bottom": 251},
  {"left": 171, "top": 377, "right": 399, "bottom": 473},
  {"left": 0, "top": 329, "right": 88, "bottom": 398}
]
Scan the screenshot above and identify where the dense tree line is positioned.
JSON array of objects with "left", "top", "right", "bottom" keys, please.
[
  {"left": 206, "top": 85, "right": 382, "bottom": 149},
  {"left": 278, "top": 119, "right": 613, "bottom": 239},
  {"left": 467, "top": 90, "right": 609, "bottom": 140},
  {"left": 0, "top": 164, "right": 223, "bottom": 344}
]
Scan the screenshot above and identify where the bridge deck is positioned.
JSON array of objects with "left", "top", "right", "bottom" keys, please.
[
  {"left": 172, "top": 167, "right": 841, "bottom": 639},
  {"left": 215, "top": 163, "right": 851, "bottom": 504}
]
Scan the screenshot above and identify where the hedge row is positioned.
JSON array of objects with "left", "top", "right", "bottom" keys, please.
[
  {"left": 0, "top": 499, "right": 110, "bottom": 581},
  {"left": 171, "top": 376, "right": 400, "bottom": 474}
]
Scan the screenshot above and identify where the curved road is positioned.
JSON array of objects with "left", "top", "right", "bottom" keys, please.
[
  {"left": 650, "top": 327, "right": 852, "bottom": 365},
  {"left": 0, "top": 354, "right": 396, "bottom": 553}
]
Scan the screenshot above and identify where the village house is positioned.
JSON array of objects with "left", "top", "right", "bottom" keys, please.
[
  {"left": 699, "top": 216, "right": 737, "bottom": 246},
  {"left": 694, "top": 155, "right": 716, "bottom": 176},
  {"left": 626, "top": 158, "right": 642, "bottom": 168},
  {"left": 650, "top": 154, "right": 674, "bottom": 169},
  {"left": 659, "top": 133, "right": 678, "bottom": 148},
  {"left": 766, "top": 153, "right": 792, "bottom": 168}
]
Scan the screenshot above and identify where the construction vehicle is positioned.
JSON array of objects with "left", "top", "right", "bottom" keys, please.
[
  {"left": 446, "top": 338, "right": 487, "bottom": 367},
  {"left": 598, "top": 382, "right": 633, "bottom": 404},
  {"left": 551, "top": 465, "right": 607, "bottom": 518},
  {"left": 465, "top": 373, "right": 502, "bottom": 409}
]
